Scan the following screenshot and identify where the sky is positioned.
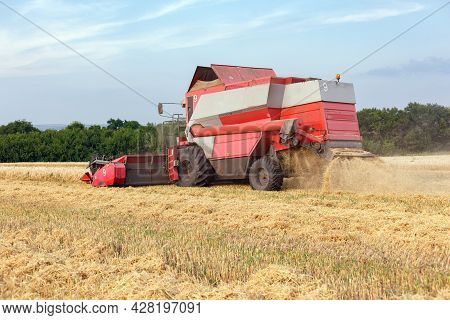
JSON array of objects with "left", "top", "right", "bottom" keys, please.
[{"left": 0, "top": 0, "right": 449, "bottom": 125}]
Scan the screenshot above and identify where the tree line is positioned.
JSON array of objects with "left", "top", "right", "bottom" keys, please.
[
  {"left": 359, "top": 102, "right": 449, "bottom": 155},
  {"left": 0, "top": 102, "right": 448, "bottom": 162},
  {"left": 0, "top": 119, "right": 161, "bottom": 162}
]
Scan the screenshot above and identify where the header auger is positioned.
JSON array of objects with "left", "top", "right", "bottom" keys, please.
[{"left": 81, "top": 64, "right": 373, "bottom": 191}]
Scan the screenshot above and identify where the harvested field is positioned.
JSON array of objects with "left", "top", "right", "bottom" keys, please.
[{"left": 0, "top": 155, "right": 449, "bottom": 300}]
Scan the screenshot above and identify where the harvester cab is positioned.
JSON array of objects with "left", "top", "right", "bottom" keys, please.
[{"left": 81, "top": 64, "right": 373, "bottom": 190}]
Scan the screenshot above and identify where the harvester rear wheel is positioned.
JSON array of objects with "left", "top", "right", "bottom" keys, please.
[
  {"left": 249, "top": 156, "right": 284, "bottom": 191},
  {"left": 177, "top": 145, "right": 214, "bottom": 187}
]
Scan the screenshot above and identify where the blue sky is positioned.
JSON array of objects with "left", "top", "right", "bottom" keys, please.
[{"left": 0, "top": 0, "right": 449, "bottom": 125}]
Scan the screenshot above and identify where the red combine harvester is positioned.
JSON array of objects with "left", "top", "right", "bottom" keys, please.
[{"left": 81, "top": 64, "right": 372, "bottom": 190}]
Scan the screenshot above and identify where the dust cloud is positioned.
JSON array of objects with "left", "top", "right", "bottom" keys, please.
[{"left": 281, "top": 149, "right": 450, "bottom": 195}]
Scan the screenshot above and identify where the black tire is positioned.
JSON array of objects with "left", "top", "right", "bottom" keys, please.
[
  {"left": 177, "top": 145, "right": 214, "bottom": 187},
  {"left": 248, "top": 156, "right": 284, "bottom": 191}
]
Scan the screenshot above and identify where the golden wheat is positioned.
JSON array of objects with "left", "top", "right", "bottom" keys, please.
[
  {"left": 0, "top": 165, "right": 86, "bottom": 183},
  {"left": 0, "top": 155, "right": 449, "bottom": 300},
  {"left": 0, "top": 162, "right": 87, "bottom": 167}
]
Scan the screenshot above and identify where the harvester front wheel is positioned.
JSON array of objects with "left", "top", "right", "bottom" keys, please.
[
  {"left": 249, "top": 156, "right": 284, "bottom": 191},
  {"left": 177, "top": 145, "right": 214, "bottom": 187}
]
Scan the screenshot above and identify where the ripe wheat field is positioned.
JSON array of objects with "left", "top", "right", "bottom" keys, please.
[{"left": 0, "top": 155, "right": 449, "bottom": 300}]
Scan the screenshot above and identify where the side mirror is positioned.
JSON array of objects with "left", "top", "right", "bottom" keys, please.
[{"left": 157, "top": 103, "right": 163, "bottom": 115}]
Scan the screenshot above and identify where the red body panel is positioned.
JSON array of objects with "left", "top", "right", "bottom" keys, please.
[
  {"left": 191, "top": 120, "right": 287, "bottom": 137},
  {"left": 322, "top": 102, "right": 361, "bottom": 140},
  {"left": 220, "top": 107, "right": 281, "bottom": 125},
  {"left": 271, "top": 77, "right": 309, "bottom": 85},
  {"left": 212, "top": 132, "right": 262, "bottom": 160},
  {"left": 92, "top": 162, "right": 126, "bottom": 187},
  {"left": 280, "top": 102, "right": 326, "bottom": 138},
  {"left": 211, "top": 65, "right": 275, "bottom": 85},
  {"left": 80, "top": 172, "right": 92, "bottom": 184},
  {"left": 167, "top": 147, "right": 179, "bottom": 182}
]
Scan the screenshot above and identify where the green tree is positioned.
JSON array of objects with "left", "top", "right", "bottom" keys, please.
[
  {"left": 0, "top": 120, "right": 39, "bottom": 135},
  {"left": 66, "top": 122, "right": 86, "bottom": 131},
  {"left": 106, "top": 119, "right": 125, "bottom": 130}
]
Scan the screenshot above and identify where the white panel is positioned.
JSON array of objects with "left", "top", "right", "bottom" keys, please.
[
  {"left": 320, "top": 81, "right": 356, "bottom": 104},
  {"left": 282, "top": 81, "right": 322, "bottom": 106},
  {"left": 192, "top": 136, "right": 215, "bottom": 158},
  {"left": 282, "top": 80, "right": 356, "bottom": 107},
  {"left": 267, "top": 83, "right": 285, "bottom": 108},
  {"left": 191, "top": 83, "right": 270, "bottom": 121}
]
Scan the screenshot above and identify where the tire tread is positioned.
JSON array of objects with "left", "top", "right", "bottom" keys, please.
[{"left": 249, "top": 156, "right": 284, "bottom": 191}]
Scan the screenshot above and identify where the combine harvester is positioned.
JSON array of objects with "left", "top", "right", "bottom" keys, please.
[{"left": 81, "top": 64, "right": 372, "bottom": 191}]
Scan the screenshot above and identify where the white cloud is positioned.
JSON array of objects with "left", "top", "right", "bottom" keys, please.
[
  {"left": 247, "top": 10, "right": 289, "bottom": 28},
  {"left": 19, "top": 0, "right": 119, "bottom": 17},
  {"left": 0, "top": 0, "right": 290, "bottom": 76},
  {"left": 136, "top": 0, "right": 202, "bottom": 22},
  {"left": 91, "top": 0, "right": 206, "bottom": 29},
  {"left": 161, "top": 10, "right": 289, "bottom": 50},
  {"left": 323, "top": 3, "right": 425, "bottom": 24},
  {"left": 0, "top": 0, "right": 207, "bottom": 75}
]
